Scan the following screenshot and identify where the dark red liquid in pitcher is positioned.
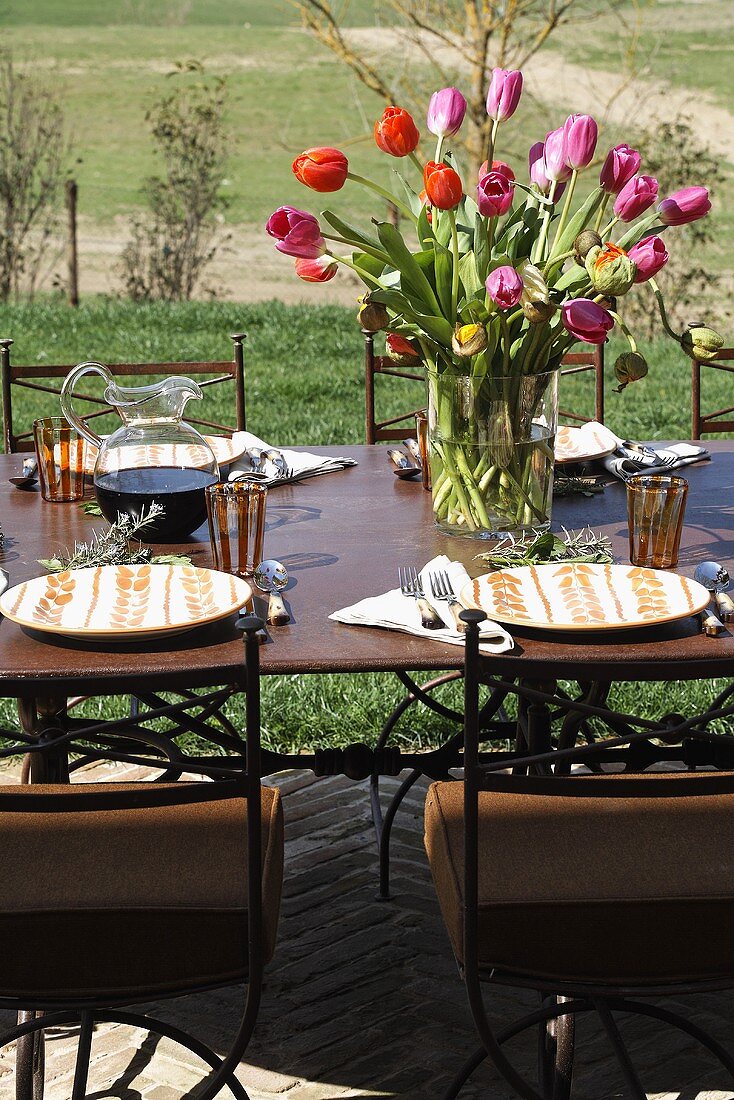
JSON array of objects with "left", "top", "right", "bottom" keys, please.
[{"left": 95, "top": 467, "right": 217, "bottom": 541}]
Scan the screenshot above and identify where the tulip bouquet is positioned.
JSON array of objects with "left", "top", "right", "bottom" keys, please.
[{"left": 267, "top": 71, "right": 720, "bottom": 537}]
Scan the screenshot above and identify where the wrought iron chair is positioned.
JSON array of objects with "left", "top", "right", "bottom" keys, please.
[
  {"left": 691, "top": 347, "right": 734, "bottom": 439},
  {"left": 0, "top": 332, "right": 247, "bottom": 453},
  {"left": 363, "top": 331, "right": 605, "bottom": 443},
  {"left": 424, "top": 610, "right": 734, "bottom": 1099},
  {"left": 0, "top": 620, "right": 284, "bottom": 1100}
]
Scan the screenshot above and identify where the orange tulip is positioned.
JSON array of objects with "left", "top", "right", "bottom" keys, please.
[
  {"left": 292, "top": 147, "right": 349, "bottom": 192},
  {"left": 423, "top": 160, "right": 463, "bottom": 210},
  {"left": 374, "top": 106, "right": 420, "bottom": 158}
]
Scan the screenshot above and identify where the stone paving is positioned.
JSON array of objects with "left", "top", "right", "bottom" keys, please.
[{"left": 0, "top": 763, "right": 733, "bottom": 1099}]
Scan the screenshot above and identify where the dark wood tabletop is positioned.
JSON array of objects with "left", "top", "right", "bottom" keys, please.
[{"left": 1, "top": 443, "right": 734, "bottom": 697}]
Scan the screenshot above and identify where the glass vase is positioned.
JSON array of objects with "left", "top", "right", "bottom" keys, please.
[{"left": 427, "top": 368, "right": 558, "bottom": 538}]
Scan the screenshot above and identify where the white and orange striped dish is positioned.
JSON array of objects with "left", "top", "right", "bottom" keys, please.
[
  {"left": 79, "top": 435, "right": 248, "bottom": 476},
  {"left": 554, "top": 424, "right": 618, "bottom": 465},
  {"left": 461, "top": 563, "right": 709, "bottom": 632},
  {"left": 0, "top": 564, "right": 251, "bottom": 641}
]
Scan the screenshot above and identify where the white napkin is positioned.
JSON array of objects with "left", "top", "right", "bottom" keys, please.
[
  {"left": 228, "top": 431, "right": 357, "bottom": 485},
  {"left": 329, "top": 555, "right": 514, "bottom": 655},
  {"left": 600, "top": 441, "right": 710, "bottom": 480}
]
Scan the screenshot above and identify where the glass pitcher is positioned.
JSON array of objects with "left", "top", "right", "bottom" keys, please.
[{"left": 60, "top": 362, "right": 219, "bottom": 541}]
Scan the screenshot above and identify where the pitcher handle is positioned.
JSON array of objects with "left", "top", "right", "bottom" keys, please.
[{"left": 60, "top": 362, "right": 115, "bottom": 448}]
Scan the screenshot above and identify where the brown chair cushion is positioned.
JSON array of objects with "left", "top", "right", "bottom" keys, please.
[
  {"left": 424, "top": 774, "right": 734, "bottom": 986},
  {"left": 0, "top": 782, "right": 283, "bottom": 1000}
]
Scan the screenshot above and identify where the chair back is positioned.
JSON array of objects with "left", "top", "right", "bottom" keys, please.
[
  {"left": 691, "top": 349, "right": 734, "bottom": 439},
  {"left": 0, "top": 333, "right": 247, "bottom": 453},
  {"left": 363, "top": 332, "right": 605, "bottom": 443}
]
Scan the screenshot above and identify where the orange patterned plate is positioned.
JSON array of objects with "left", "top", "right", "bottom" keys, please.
[
  {"left": 0, "top": 564, "right": 251, "bottom": 641},
  {"left": 461, "top": 563, "right": 710, "bottom": 632},
  {"left": 554, "top": 424, "right": 618, "bottom": 464},
  {"left": 80, "top": 435, "right": 248, "bottom": 476}
]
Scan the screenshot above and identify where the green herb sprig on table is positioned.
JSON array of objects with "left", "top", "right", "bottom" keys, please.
[
  {"left": 39, "top": 504, "right": 192, "bottom": 573},
  {"left": 475, "top": 527, "right": 613, "bottom": 571}
]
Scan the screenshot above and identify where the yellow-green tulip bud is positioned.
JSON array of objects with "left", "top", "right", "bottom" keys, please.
[
  {"left": 614, "top": 351, "right": 648, "bottom": 392},
  {"left": 585, "top": 243, "right": 636, "bottom": 297},
  {"left": 451, "top": 322, "right": 488, "bottom": 358},
  {"left": 681, "top": 324, "right": 724, "bottom": 362},
  {"left": 573, "top": 229, "right": 602, "bottom": 266},
  {"left": 358, "top": 296, "right": 390, "bottom": 333},
  {"left": 517, "top": 259, "right": 554, "bottom": 324}
]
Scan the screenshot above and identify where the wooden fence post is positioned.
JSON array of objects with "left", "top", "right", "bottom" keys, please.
[{"left": 66, "top": 178, "right": 79, "bottom": 307}]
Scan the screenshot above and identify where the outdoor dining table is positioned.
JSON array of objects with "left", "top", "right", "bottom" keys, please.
[{"left": 1, "top": 442, "right": 734, "bottom": 786}]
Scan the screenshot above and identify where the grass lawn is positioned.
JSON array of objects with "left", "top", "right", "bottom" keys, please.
[{"left": 0, "top": 296, "right": 732, "bottom": 757}]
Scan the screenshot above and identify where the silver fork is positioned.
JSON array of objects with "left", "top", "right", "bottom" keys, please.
[
  {"left": 429, "top": 569, "right": 466, "bottom": 633},
  {"left": 399, "top": 566, "right": 443, "bottom": 630}
]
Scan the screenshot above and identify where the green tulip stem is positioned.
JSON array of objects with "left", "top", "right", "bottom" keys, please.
[
  {"left": 550, "top": 169, "right": 578, "bottom": 255},
  {"left": 434, "top": 136, "right": 444, "bottom": 164},
  {"left": 485, "top": 118, "right": 500, "bottom": 172},
  {"left": 448, "top": 209, "right": 460, "bottom": 320},
  {"left": 346, "top": 172, "right": 416, "bottom": 223},
  {"left": 599, "top": 215, "right": 620, "bottom": 239},
  {"left": 499, "top": 312, "right": 511, "bottom": 374},
  {"left": 409, "top": 150, "right": 424, "bottom": 174},
  {"left": 534, "top": 180, "right": 557, "bottom": 263},
  {"left": 648, "top": 277, "right": 682, "bottom": 343},
  {"left": 609, "top": 310, "right": 638, "bottom": 355},
  {"left": 594, "top": 193, "right": 611, "bottom": 233},
  {"left": 328, "top": 251, "right": 385, "bottom": 290}
]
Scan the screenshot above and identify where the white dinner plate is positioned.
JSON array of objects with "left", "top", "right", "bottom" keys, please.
[
  {"left": 554, "top": 424, "right": 618, "bottom": 465},
  {"left": 0, "top": 564, "right": 251, "bottom": 641},
  {"left": 80, "top": 435, "right": 248, "bottom": 476},
  {"left": 461, "top": 563, "right": 710, "bottom": 632}
]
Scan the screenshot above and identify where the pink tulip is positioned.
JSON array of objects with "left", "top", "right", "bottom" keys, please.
[
  {"left": 528, "top": 141, "right": 566, "bottom": 200},
  {"left": 486, "top": 265, "right": 523, "bottom": 309},
  {"left": 427, "top": 87, "right": 467, "bottom": 138},
  {"left": 658, "top": 186, "right": 711, "bottom": 226},
  {"left": 563, "top": 113, "right": 598, "bottom": 170},
  {"left": 294, "top": 255, "right": 338, "bottom": 283},
  {"left": 613, "top": 175, "right": 659, "bottom": 222},
  {"left": 478, "top": 158, "right": 515, "bottom": 182},
  {"left": 562, "top": 298, "right": 614, "bottom": 344},
  {"left": 266, "top": 206, "right": 325, "bottom": 259},
  {"left": 476, "top": 170, "right": 514, "bottom": 217},
  {"left": 542, "top": 127, "right": 572, "bottom": 184},
  {"left": 599, "top": 143, "right": 641, "bottom": 193},
  {"left": 486, "top": 68, "right": 523, "bottom": 122},
  {"left": 627, "top": 235, "right": 669, "bottom": 283}
]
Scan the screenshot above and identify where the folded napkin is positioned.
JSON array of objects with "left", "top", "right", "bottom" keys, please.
[
  {"left": 329, "top": 555, "right": 514, "bottom": 655},
  {"left": 228, "top": 431, "right": 357, "bottom": 485}
]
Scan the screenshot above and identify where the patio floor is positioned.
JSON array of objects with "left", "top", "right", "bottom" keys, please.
[{"left": 0, "top": 762, "right": 733, "bottom": 1100}]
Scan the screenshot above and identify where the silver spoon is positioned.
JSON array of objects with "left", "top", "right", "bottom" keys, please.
[
  {"left": 694, "top": 561, "right": 734, "bottom": 623},
  {"left": 387, "top": 448, "right": 420, "bottom": 481},
  {"left": 9, "top": 456, "right": 38, "bottom": 487},
  {"left": 253, "top": 559, "right": 290, "bottom": 625},
  {"left": 262, "top": 448, "right": 287, "bottom": 479}
]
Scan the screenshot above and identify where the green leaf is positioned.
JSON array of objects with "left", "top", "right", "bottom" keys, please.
[
  {"left": 392, "top": 169, "right": 424, "bottom": 217},
  {"left": 38, "top": 557, "right": 64, "bottom": 572},
  {"left": 434, "top": 242, "right": 453, "bottom": 318},
  {"left": 417, "top": 204, "right": 435, "bottom": 246},
  {"left": 547, "top": 187, "right": 604, "bottom": 262},
  {"left": 321, "top": 211, "right": 389, "bottom": 261},
  {"left": 352, "top": 251, "right": 387, "bottom": 281},
  {"left": 526, "top": 531, "right": 556, "bottom": 560},
  {"left": 473, "top": 213, "right": 490, "bottom": 283},
  {"left": 458, "top": 250, "right": 482, "bottom": 298},
  {"left": 152, "top": 553, "right": 193, "bottom": 566},
  {"left": 80, "top": 500, "right": 103, "bottom": 516},
  {"left": 376, "top": 221, "right": 443, "bottom": 315}
]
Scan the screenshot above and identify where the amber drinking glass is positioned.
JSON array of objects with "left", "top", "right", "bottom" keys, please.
[
  {"left": 206, "top": 481, "right": 267, "bottom": 577},
  {"left": 627, "top": 474, "right": 688, "bottom": 568},
  {"left": 415, "top": 410, "right": 432, "bottom": 492},
  {"left": 33, "top": 417, "right": 86, "bottom": 503}
]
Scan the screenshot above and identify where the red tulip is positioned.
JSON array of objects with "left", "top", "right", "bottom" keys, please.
[
  {"left": 423, "top": 160, "right": 463, "bottom": 210},
  {"left": 266, "top": 206, "right": 325, "bottom": 259},
  {"left": 478, "top": 159, "right": 515, "bottom": 182},
  {"left": 476, "top": 170, "right": 514, "bottom": 217},
  {"left": 613, "top": 175, "right": 659, "bottom": 221},
  {"left": 374, "top": 106, "right": 420, "bottom": 157},
  {"left": 294, "top": 255, "right": 338, "bottom": 283},
  {"left": 658, "top": 186, "right": 711, "bottom": 226},
  {"left": 627, "top": 235, "right": 669, "bottom": 283},
  {"left": 486, "top": 265, "right": 523, "bottom": 309},
  {"left": 486, "top": 68, "right": 523, "bottom": 122},
  {"left": 292, "top": 147, "right": 349, "bottom": 193},
  {"left": 562, "top": 298, "right": 614, "bottom": 344},
  {"left": 599, "top": 143, "right": 641, "bottom": 194},
  {"left": 386, "top": 333, "right": 421, "bottom": 363}
]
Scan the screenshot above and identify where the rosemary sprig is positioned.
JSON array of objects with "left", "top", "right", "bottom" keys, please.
[
  {"left": 39, "top": 504, "right": 192, "bottom": 573},
  {"left": 475, "top": 526, "right": 613, "bottom": 571}
]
